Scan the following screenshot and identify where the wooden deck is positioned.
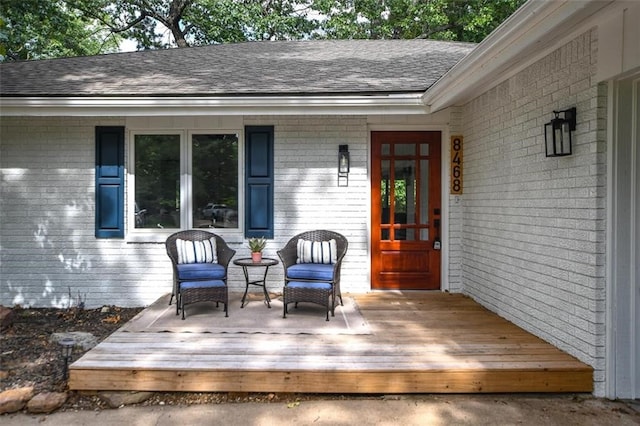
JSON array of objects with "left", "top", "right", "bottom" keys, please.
[{"left": 68, "top": 292, "right": 593, "bottom": 394}]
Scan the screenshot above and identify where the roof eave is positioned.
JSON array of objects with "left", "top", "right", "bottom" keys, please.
[
  {"left": 0, "top": 94, "right": 430, "bottom": 117},
  {"left": 422, "top": 0, "right": 615, "bottom": 112}
]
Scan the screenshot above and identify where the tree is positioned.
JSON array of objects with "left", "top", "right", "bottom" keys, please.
[
  {"left": 0, "top": 0, "right": 119, "bottom": 61},
  {"left": 66, "top": 0, "right": 318, "bottom": 49},
  {"left": 312, "top": 0, "right": 526, "bottom": 42},
  {"left": 1, "top": 0, "right": 525, "bottom": 61}
]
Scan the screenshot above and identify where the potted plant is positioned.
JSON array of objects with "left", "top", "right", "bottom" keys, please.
[{"left": 248, "top": 237, "right": 267, "bottom": 262}]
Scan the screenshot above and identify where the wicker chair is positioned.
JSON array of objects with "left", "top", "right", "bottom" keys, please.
[
  {"left": 165, "top": 230, "right": 236, "bottom": 319},
  {"left": 277, "top": 230, "right": 348, "bottom": 321}
]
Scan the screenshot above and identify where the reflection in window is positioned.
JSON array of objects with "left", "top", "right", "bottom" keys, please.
[
  {"left": 380, "top": 160, "right": 390, "bottom": 224},
  {"left": 378, "top": 141, "right": 433, "bottom": 242},
  {"left": 394, "top": 160, "right": 415, "bottom": 225},
  {"left": 420, "top": 160, "right": 429, "bottom": 225},
  {"left": 133, "top": 132, "right": 239, "bottom": 230},
  {"left": 192, "top": 135, "right": 238, "bottom": 229},
  {"left": 135, "top": 135, "right": 180, "bottom": 228},
  {"left": 395, "top": 143, "right": 415, "bottom": 156}
]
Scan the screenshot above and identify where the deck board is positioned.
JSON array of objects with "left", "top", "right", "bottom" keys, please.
[{"left": 69, "top": 292, "right": 593, "bottom": 393}]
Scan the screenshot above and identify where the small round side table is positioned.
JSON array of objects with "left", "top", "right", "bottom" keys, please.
[{"left": 233, "top": 257, "right": 279, "bottom": 308}]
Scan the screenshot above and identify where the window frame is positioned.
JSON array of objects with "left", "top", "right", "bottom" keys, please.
[{"left": 126, "top": 128, "right": 244, "bottom": 242}]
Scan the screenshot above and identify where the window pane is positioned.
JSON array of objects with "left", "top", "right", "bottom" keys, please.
[
  {"left": 192, "top": 134, "right": 239, "bottom": 229},
  {"left": 420, "top": 159, "right": 429, "bottom": 225},
  {"left": 135, "top": 135, "right": 180, "bottom": 228},
  {"left": 395, "top": 160, "right": 415, "bottom": 225},
  {"left": 380, "top": 160, "right": 390, "bottom": 225},
  {"left": 405, "top": 229, "right": 416, "bottom": 240},
  {"left": 395, "top": 143, "right": 415, "bottom": 156}
]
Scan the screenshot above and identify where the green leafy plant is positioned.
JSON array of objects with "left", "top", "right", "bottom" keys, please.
[{"left": 248, "top": 236, "right": 267, "bottom": 253}]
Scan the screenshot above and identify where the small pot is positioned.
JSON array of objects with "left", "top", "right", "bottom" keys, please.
[{"left": 251, "top": 252, "right": 262, "bottom": 263}]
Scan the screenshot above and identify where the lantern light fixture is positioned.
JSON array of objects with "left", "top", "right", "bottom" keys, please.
[
  {"left": 59, "top": 337, "right": 75, "bottom": 380},
  {"left": 338, "top": 145, "right": 350, "bottom": 174},
  {"left": 338, "top": 144, "right": 349, "bottom": 186},
  {"left": 545, "top": 107, "right": 576, "bottom": 157}
]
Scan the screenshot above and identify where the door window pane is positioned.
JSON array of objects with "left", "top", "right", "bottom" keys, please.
[
  {"left": 395, "top": 143, "right": 415, "bottom": 156},
  {"left": 420, "top": 143, "right": 430, "bottom": 156},
  {"left": 134, "top": 135, "right": 181, "bottom": 229},
  {"left": 192, "top": 134, "right": 239, "bottom": 229},
  {"left": 420, "top": 159, "right": 429, "bottom": 225},
  {"left": 380, "top": 160, "right": 390, "bottom": 225},
  {"left": 395, "top": 160, "right": 416, "bottom": 225}
]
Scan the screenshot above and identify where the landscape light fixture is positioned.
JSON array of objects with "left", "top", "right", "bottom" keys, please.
[
  {"left": 545, "top": 107, "right": 576, "bottom": 157},
  {"left": 59, "top": 337, "right": 74, "bottom": 380}
]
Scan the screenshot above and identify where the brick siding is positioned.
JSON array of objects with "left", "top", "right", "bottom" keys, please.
[
  {"left": 0, "top": 115, "right": 373, "bottom": 307},
  {"left": 458, "top": 29, "right": 607, "bottom": 393}
]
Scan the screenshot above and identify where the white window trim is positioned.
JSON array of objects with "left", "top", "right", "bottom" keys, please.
[{"left": 126, "top": 128, "right": 244, "bottom": 243}]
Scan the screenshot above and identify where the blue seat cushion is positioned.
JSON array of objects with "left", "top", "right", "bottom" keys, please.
[
  {"left": 287, "top": 281, "right": 332, "bottom": 290},
  {"left": 181, "top": 280, "right": 226, "bottom": 290},
  {"left": 177, "top": 263, "right": 226, "bottom": 280},
  {"left": 287, "top": 263, "right": 334, "bottom": 281}
]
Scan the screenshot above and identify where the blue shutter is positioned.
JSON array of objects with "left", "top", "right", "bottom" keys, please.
[
  {"left": 95, "top": 126, "right": 125, "bottom": 238},
  {"left": 245, "top": 126, "right": 274, "bottom": 239}
]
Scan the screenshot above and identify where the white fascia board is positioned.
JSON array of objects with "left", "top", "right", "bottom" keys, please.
[
  {"left": 0, "top": 94, "right": 429, "bottom": 117},
  {"left": 422, "top": 0, "right": 615, "bottom": 112}
]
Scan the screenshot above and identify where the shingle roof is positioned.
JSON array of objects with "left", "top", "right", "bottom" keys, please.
[{"left": 0, "top": 39, "right": 475, "bottom": 97}]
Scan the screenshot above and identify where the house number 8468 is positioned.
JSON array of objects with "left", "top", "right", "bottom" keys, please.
[{"left": 450, "top": 136, "right": 463, "bottom": 195}]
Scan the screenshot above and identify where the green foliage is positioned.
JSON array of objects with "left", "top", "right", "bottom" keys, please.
[
  {"left": 312, "top": 0, "right": 526, "bottom": 42},
  {"left": 66, "top": 0, "right": 319, "bottom": 48},
  {"left": 1, "top": 0, "right": 525, "bottom": 61},
  {"left": 190, "top": 0, "right": 318, "bottom": 43},
  {"left": 248, "top": 236, "right": 267, "bottom": 252},
  {"left": 0, "top": 0, "right": 119, "bottom": 61}
]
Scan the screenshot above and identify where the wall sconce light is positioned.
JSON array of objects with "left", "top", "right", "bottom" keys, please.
[
  {"left": 338, "top": 145, "right": 350, "bottom": 174},
  {"left": 545, "top": 107, "right": 576, "bottom": 157},
  {"left": 338, "top": 144, "right": 349, "bottom": 186},
  {"left": 59, "top": 337, "right": 75, "bottom": 380}
]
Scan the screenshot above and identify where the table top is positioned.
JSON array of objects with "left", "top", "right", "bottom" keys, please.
[{"left": 233, "top": 257, "right": 278, "bottom": 267}]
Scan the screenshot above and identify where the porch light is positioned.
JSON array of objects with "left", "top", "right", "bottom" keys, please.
[
  {"left": 338, "top": 145, "right": 350, "bottom": 173},
  {"left": 59, "top": 337, "right": 74, "bottom": 380},
  {"left": 338, "top": 144, "right": 350, "bottom": 187},
  {"left": 545, "top": 107, "right": 576, "bottom": 157}
]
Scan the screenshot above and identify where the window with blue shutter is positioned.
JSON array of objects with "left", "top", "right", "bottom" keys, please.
[
  {"left": 95, "top": 126, "right": 125, "bottom": 238},
  {"left": 245, "top": 126, "right": 274, "bottom": 239}
]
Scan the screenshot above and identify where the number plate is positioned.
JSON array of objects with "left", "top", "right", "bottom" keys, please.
[{"left": 450, "top": 136, "right": 463, "bottom": 194}]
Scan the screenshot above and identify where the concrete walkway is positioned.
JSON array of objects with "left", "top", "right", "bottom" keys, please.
[{"left": 2, "top": 395, "right": 639, "bottom": 426}]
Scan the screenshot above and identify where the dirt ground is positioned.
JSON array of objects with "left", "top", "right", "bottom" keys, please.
[
  {"left": 1, "top": 304, "right": 639, "bottom": 424},
  {"left": 0, "top": 305, "right": 358, "bottom": 410}
]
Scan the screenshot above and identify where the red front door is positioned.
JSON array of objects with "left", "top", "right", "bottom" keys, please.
[{"left": 371, "top": 131, "right": 442, "bottom": 290}]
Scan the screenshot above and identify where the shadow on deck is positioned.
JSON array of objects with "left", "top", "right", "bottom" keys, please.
[{"left": 68, "top": 292, "right": 593, "bottom": 394}]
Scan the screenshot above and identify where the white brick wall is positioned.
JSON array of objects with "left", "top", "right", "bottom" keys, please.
[
  {"left": 458, "top": 29, "right": 607, "bottom": 393},
  {"left": 247, "top": 115, "right": 371, "bottom": 293},
  {"left": 448, "top": 107, "right": 465, "bottom": 292},
  {"left": 1, "top": 115, "right": 372, "bottom": 308},
  {"left": 0, "top": 117, "right": 172, "bottom": 308}
]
